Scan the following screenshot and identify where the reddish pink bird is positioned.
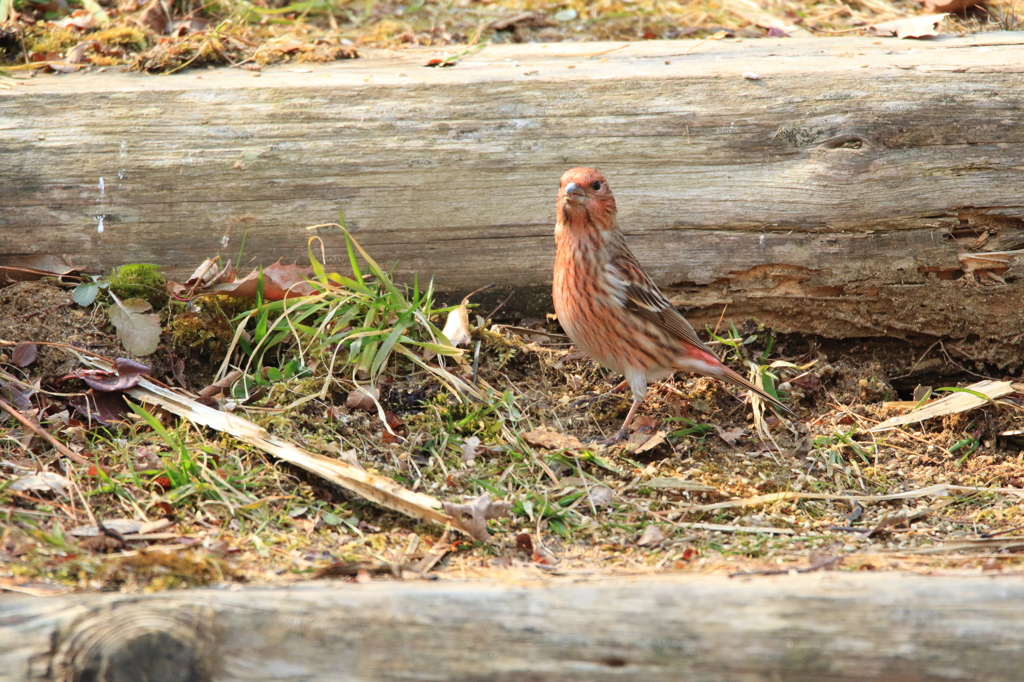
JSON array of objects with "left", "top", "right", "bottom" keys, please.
[{"left": 552, "top": 167, "right": 794, "bottom": 440}]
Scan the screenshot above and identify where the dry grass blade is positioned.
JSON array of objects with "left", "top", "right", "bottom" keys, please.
[
  {"left": 870, "top": 380, "right": 1015, "bottom": 431},
  {"left": 685, "top": 483, "right": 954, "bottom": 511},
  {"left": 686, "top": 482, "right": 1024, "bottom": 512},
  {"left": 75, "top": 354, "right": 468, "bottom": 534}
]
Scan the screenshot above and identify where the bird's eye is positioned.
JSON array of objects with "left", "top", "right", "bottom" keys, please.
[{"left": 591, "top": 180, "right": 602, "bottom": 191}]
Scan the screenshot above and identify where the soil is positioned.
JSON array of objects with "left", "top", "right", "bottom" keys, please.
[{"left": 3, "top": 275, "right": 1024, "bottom": 593}]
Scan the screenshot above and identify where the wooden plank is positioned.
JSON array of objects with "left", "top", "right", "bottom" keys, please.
[
  {"left": 3, "top": 35, "right": 1024, "bottom": 344},
  {"left": 3, "top": 573, "right": 1024, "bottom": 681}
]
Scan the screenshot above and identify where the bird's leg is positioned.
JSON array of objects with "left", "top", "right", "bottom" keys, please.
[
  {"left": 597, "top": 395, "right": 644, "bottom": 444},
  {"left": 571, "top": 380, "right": 628, "bottom": 409}
]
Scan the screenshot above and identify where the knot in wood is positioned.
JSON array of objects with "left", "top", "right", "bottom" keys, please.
[{"left": 53, "top": 602, "right": 215, "bottom": 682}]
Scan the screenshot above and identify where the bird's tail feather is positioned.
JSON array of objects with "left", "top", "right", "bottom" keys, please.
[{"left": 715, "top": 364, "right": 796, "bottom": 417}]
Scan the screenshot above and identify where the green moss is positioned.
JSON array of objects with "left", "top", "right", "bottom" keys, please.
[
  {"left": 108, "top": 263, "right": 168, "bottom": 309},
  {"left": 92, "top": 26, "right": 148, "bottom": 51},
  {"left": 24, "top": 26, "right": 79, "bottom": 54}
]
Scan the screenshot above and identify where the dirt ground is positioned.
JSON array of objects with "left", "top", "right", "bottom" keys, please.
[
  {"left": 3, "top": 273, "right": 1024, "bottom": 595},
  {"left": 2, "top": 0, "right": 1021, "bottom": 75}
]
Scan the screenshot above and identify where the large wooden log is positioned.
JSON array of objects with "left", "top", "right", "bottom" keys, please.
[
  {"left": 3, "top": 573, "right": 1024, "bottom": 681},
  {"left": 3, "top": 35, "right": 1024, "bottom": 350}
]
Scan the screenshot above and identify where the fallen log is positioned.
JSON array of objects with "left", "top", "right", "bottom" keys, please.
[
  {"left": 2, "top": 34, "right": 1024, "bottom": 359},
  {"left": 2, "top": 573, "right": 1024, "bottom": 681}
]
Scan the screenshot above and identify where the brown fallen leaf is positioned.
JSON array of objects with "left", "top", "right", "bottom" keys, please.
[
  {"left": 637, "top": 524, "right": 666, "bottom": 547},
  {"left": 522, "top": 428, "right": 583, "bottom": 450},
  {"left": 11, "top": 343, "right": 37, "bottom": 368},
  {"left": 870, "top": 13, "right": 948, "bottom": 38},
  {"left": 0, "top": 255, "right": 83, "bottom": 282},
  {"left": 631, "top": 430, "right": 668, "bottom": 455},
  {"left": 108, "top": 297, "right": 161, "bottom": 356},
  {"left": 588, "top": 485, "right": 614, "bottom": 507},
  {"left": 440, "top": 493, "right": 511, "bottom": 542},
  {"left": 65, "top": 41, "right": 97, "bottom": 63},
  {"left": 138, "top": 0, "right": 170, "bottom": 34},
  {"left": 346, "top": 386, "right": 379, "bottom": 412},
  {"left": 716, "top": 425, "right": 747, "bottom": 447},
  {"left": 210, "top": 262, "right": 316, "bottom": 300}
]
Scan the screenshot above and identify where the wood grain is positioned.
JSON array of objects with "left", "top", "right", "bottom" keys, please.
[
  {"left": 2, "top": 34, "right": 1024, "bottom": 347},
  {"left": 3, "top": 573, "right": 1024, "bottom": 681}
]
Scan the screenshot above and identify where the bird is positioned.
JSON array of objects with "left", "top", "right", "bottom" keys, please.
[{"left": 551, "top": 167, "right": 795, "bottom": 441}]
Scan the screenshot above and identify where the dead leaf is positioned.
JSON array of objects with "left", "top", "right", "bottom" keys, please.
[
  {"left": 57, "top": 10, "right": 96, "bottom": 30},
  {"left": 869, "top": 13, "right": 948, "bottom": 39},
  {"left": 10, "top": 472, "right": 69, "bottom": 496},
  {"left": 442, "top": 299, "right": 472, "bottom": 347},
  {"left": 138, "top": 0, "right": 170, "bottom": 34},
  {"left": 588, "top": 485, "right": 613, "bottom": 507},
  {"left": 70, "top": 391, "right": 130, "bottom": 425},
  {"left": 0, "top": 256, "right": 83, "bottom": 282},
  {"left": 210, "top": 262, "right": 316, "bottom": 300},
  {"left": 716, "top": 425, "right": 747, "bottom": 446},
  {"left": 522, "top": 428, "right": 583, "bottom": 450},
  {"left": 440, "top": 493, "right": 511, "bottom": 542},
  {"left": 631, "top": 414, "right": 658, "bottom": 433},
  {"left": 108, "top": 298, "right": 161, "bottom": 356},
  {"left": 65, "top": 41, "right": 98, "bottom": 63},
  {"left": 461, "top": 435, "right": 481, "bottom": 463},
  {"left": 76, "top": 359, "right": 151, "bottom": 392},
  {"left": 515, "top": 532, "right": 533, "bottom": 553},
  {"left": 637, "top": 524, "right": 666, "bottom": 547},
  {"left": 631, "top": 430, "right": 668, "bottom": 455},
  {"left": 1, "top": 380, "right": 35, "bottom": 412},
  {"left": 346, "top": 386, "right": 378, "bottom": 412},
  {"left": 12, "top": 343, "right": 38, "bottom": 368}
]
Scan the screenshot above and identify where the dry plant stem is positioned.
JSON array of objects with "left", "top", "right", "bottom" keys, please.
[{"left": 0, "top": 398, "right": 90, "bottom": 466}]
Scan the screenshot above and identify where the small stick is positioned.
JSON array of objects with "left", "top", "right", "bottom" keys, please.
[{"left": 0, "top": 398, "right": 91, "bottom": 466}]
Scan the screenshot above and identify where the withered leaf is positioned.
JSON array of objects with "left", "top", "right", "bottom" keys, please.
[
  {"left": 869, "top": 13, "right": 948, "bottom": 39},
  {"left": 0, "top": 255, "right": 82, "bottom": 282},
  {"left": 637, "top": 524, "right": 666, "bottom": 547},
  {"left": 210, "top": 262, "right": 316, "bottom": 300},
  {"left": 441, "top": 493, "right": 511, "bottom": 542},
  {"left": 10, "top": 472, "right": 69, "bottom": 496},
  {"left": 588, "top": 485, "right": 614, "bottom": 507},
  {"left": 522, "top": 428, "right": 583, "bottom": 450},
  {"left": 441, "top": 299, "right": 472, "bottom": 347},
  {"left": 12, "top": 343, "right": 38, "bottom": 368},
  {"left": 138, "top": 0, "right": 170, "bottom": 34},
  {"left": 461, "top": 435, "right": 482, "bottom": 463},
  {"left": 715, "top": 425, "right": 747, "bottom": 447},
  {"left": 70, "top": 391, "right": 130, "bottom": 425},
  {"left": 346, "top": 385, "right": 378, "bottom": 412},
  {"left": 109, "top": 298, "right": 161, "bottom": 356}
]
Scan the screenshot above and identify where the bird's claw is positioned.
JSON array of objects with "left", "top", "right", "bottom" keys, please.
[{"left": 593, "top": 429, "right": 629, "bottom": 446}]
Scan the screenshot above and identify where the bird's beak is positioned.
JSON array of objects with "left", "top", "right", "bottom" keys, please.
[{"left": 563, "top": 182, "right": 585, "bottom": 204}]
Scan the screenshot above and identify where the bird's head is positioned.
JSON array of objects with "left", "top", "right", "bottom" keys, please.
[{"left": 557, "top": 167, "right": 617, "bottom": 232}]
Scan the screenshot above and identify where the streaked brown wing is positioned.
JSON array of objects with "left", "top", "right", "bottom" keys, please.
[{"left": 608, "top": 250, "right": 717, "bottom": 356}]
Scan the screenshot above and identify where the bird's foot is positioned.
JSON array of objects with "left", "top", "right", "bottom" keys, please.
[{"left": 594, "top": 428, "right": 629, "bottom": 446}]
